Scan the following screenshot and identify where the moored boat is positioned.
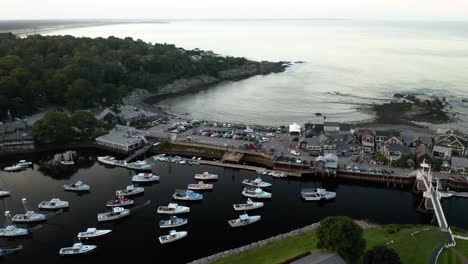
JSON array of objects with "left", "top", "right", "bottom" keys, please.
[
  {"left": 242, "top": 177, "right": 272, "bottom": 188},
  {"left": 12, "top": 198, "right": 46, "bottom": 223},
  {"left": 187, "top": 181, "right": 213, "bottom": 190},
  {"left": 3, "top": 164, "right": 23, "bottom": 172},
  {"left": 0, "top": 190, "right": 10, "bottom": 197},
  {"left": 17, "top": 160, "right": 32, "bottom": 167},
  {"left": 172, "top": 189, "right": 203, "bottom": 201},
  {"left": 116, "top": 185, "right": 144, "bottom": 196},
  {"left": 194, "top": 171, "right": 218, "bottom": 180},
  {"left": 64, "top": 181, "right": 90, "bottom": 192},
  {"left": 0, "top": 211, "right": 28, "bottom": 237},
  {"left": 159, "top": 216, "right": 188, "bottom": 229},
  {"left": 126, "top": 160, "right": 151, "bottom": 171},
  {"left": 97, "top": 207, "right": 130, "bottom": 222},
  {"left": 158, "top": 230, "right": 187, "bottom": 244},
  {"left": 59, "top": 243, "right": 96, "bottom": 256},
  {"left": 38, "top": 198, "right": 69, "bottom": 209},
  {"left": 301, "top": 188, "right": 336, "bottom": 201},
  {"left": 233, "top": 198, "right": 264, "bottom": 211},
  {"left": 132, "top": 173, "right": 159, "bottom": 182},
  {"left": 242, "top": 187, "right": 272, "bottom": 199},
  {"left": 269, "top": 171, "right": 287, "bottom": 178},
  {"left": 228, "top": 214, "right": 261, "bottom": 227},
  {"left": 106, "top": 197, "right": 134, "bottom": 207},
  {"left": 77, "top": 228, "right": 112, "bottom": 239},
  {"left": 157, "top": 203, "right": 190, "bottom": 214}
]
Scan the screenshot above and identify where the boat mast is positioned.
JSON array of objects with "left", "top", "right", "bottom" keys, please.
[{"left": 4, "top": 211, "right": 13, "bottom": 227}]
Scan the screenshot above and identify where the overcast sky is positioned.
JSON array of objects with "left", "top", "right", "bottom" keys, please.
[{"left": 2, "top": 0, "right": 468, "bottom": 20}]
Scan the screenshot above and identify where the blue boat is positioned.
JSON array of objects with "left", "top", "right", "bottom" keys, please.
[{"left": 172, "top": 189, "right": 203, "bottom": 201}]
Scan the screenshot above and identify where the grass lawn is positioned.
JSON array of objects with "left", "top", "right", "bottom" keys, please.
[
  {"left": 438, "top": 239, "right": 468, "bottom": 264},
  {"left": 211, "top": 225, "right": 449, "bottom": 264}
]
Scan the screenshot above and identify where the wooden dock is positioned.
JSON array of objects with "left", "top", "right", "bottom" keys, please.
[{"left": 197, "top": 160, "right": 267, "bottom": 171}]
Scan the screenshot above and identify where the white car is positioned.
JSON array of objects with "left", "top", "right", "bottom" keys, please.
[
  {"left": 290, "top": 150, "right": 300, "bottom": 156},
  {"left": 296, "top": 157, "right": 302, "bottom": 164}
]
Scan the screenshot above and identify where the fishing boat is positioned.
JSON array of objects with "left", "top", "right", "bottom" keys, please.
[
  {"left": 3, "top": 164, "right": 23, "bottom": 172},
  {"left": 126, "top": 160, "right": 151, "bottom": 171},
  {"left": 159, "top": 216, "right": 188, "bottom": 229},
  {"left": 255, "top": 170, "right": 268, "bottom": 175},
  {"left": 97, "top": 156, "right": 117, "bottom": 165},
  {"left": 242, "top": 187, "right": 272, "bottom": 199},
  {"left": 0, "top": 211, "right": 28, "bottom": 237},
  {"left": 17, "top": 160, "right": 32, "bottom": 167},
  {"left": 0, "top": 190, "right": 10, "bottom": 197},
  {"left": 301, "top": 188, "right": 336, "bottom": 201},
  {"left": 269, "top": 171, "right": 287, "bottom": 178},
  {"left": 97, "top": 207, "right": 130, "bottom": 222},
  {"left": 0, "top": 245, "right": 23, "bottom": 256},
  {"left": 187, "top": 181, "right": 213, "bottom": 190},
  {"left": 77, "top": 228, "right": 112, "bottom": 239},
  {"left": 233, "top": 198, "right": 264, "bottom": 211},
  {"left": 12, "top": 198, "right": 46, "bottom": 223},
  {"left": 228, "top": 214, "right": 261, "bottom": 227},
  {"left": 242, "top": 177, "right": 272, "bottom": 188},
  {"left": 59, "top": 243, "right": 96, "bottom": 256},
  {"left": 132, "top": 173, "right": 159, "bottom": 182},
  {"left": 157, "top": 203, "right": 190, "bottom": 214},
  {"left": 158, "top": 230, "right": 187, "bottom": 244},
  {"left": 38, "top": 198, "right": 69, "bottom": 209},
  {"left": 172, "top": 189, "right": 203, "bottom": 201},
  {"left": 179, "top": 160, "right": 187, "bottom": 165},
  {"left": 64, "top": 181, "right": 90, "bottom": 192},
  {"left": 116, "top": 185, "right": 144, "bottom": 196},
  {"left": 194, "top": 171, "right": 218, "bottom": 180},
  {"left": 106, "top": 197, "right": 134, "bottom": 207}
]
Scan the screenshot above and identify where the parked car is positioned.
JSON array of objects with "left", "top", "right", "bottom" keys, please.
[{"left": 290, "top": 150, "right": 300, "bottom": 156}]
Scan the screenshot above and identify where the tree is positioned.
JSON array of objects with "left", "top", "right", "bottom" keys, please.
[
  {"left": 71, "top": 110, "right": 99, "bottom": 139},
  {"left": 433, "top": 159, "right": 444, "bottom": 171},
  {"left": 375, "top": 153, "right": 388, "bottom": 164},
  {"left": 316, "top": 216, "right": 366, "bottom": 263},
  {"left": 32, "top": 112, "right": 74, "bottom": 144},
  {"left": 363, "top": 245, "right": 402, "bottom": 264}
]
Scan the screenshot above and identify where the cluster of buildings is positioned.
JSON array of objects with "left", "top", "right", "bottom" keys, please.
[
  {"left": 93, "top": 105, "right": 158, "bottom": 126},
  {"left": 0, "top": 120, "right": 34, "bottom": 151},
  {"left": 95, "top": 125, "right": 149, "bottom": 154}
]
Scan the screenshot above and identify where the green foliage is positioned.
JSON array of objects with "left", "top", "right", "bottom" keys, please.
[
  {"left": 433, "top": 159, "right": 444, "bottom": 171},
  {"left": 316, "top": 216, "right": 366, "bottom": 263},
  {"left": 375, "top": 153, "right": 388, "bottom": 164},
  {"left": 393, "top": 154, "right": 414, "bottom": 168},
  {"left": 0, "top": 33, "right": 249, "bottom": 120},
  {"left": 70, "top": 110, "right": 99, "bottom": 138},
  {"left": 363, "top": 245, "right": 402, "bottom": 264}
]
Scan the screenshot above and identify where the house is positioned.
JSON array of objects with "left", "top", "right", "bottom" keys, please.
[
  {"left": 0, "top": 121, "right": 34, "bottom": 150},
  {"left": 324, "top": 122, "right": 340, "bottom": 134},
  {"left": 402, "top": 134, "right": 433, "bottom": 148},
  {"left": 375, "top": 130, "right": 399, "bottom": 144},
  {"left": 119, "top": 105, "right": 158, "bottom": 124},
  {"left": 383, "top": 136, "right": 403, "bottom": 146},
  {"left": 94, "top": 108, "right": 120, "bottom": 125},
  {"left": 289, "top": 123, "right": 301, "bottom": 137},
  {"left": 299, "top": 136, "right": 321, "bottom": 156},
  {"left": 95, "top": 125, "right": 149, "bottom": 154},
  {"left": 322, "top": 137, "right": 337, "bottom": 155},
  {"left": 432, "top": 146, "right": 452, "bottom": 160},
  {"left": 415, "top": 144, "right": 434, "bottom": 164},
  {"left": 336, "top": 136, "right": 362, "bottom": 156},
  {"left": 382, "top": 145, "right": 413, "bottom": 162},
  {"left": 316, "top": 153, "right": 338, "bottom": 171},
  {"left": 339, "top": 123, "right": 353, "bottom": 135},
  {"left": 435, "top": 132, "right": 467, "bottom": 156},
  {"left": 357, "top": 130, "right": 375, "bottom": 152},
  {"left": 190, "top": 55, "right": 202, "bottom": 62},
  {"left": 451, "top": 157, "right": 468, "bottom": 174},
  {"left": 304, "top": 123, "right": 324, "bottom": 135}
]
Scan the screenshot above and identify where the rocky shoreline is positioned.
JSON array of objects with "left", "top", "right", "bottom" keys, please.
[
  {"left": 123, "top": 60, "right": 289, "bottom": 106},
  {"left": 187, "top": 220, "right": 378, "bottom": 264}
]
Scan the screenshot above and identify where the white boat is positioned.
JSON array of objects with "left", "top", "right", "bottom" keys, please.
[
  {"left": 60, "top": 160, "right": 75, "bottom": 166},
  {"left": 59, "top": 243, "right": 96, "bottom": 256},
  {"left": 0, "top": 211, "right": 28, "bottom": 237},
  {"left": 228, "top": 214, "right": 261, "bottom": 227},
  {"left": 179, "top": 160, "right": 187, "bottom": 165},
  {"left": 77, "top": 228, "right": 112, "bottom": 239},
  {"left": 0, "top": 190, "right": 10, "bottom": 197},
  {"left": 132, "top": 173, "right": 159, "bottom": 182},
  {"left": 242, "top": 177, "right": 272, "bottom": 188},
  {"left": 242, "top": 187, "right": 272, "bottom": 199},
  {"left": 106, "top": 197, "right": 134, "bottom": 207},
  {"left": 97, "top": 207, "right": 130, "bottom": 222},
  {"left": 301, "top": 188, "right": 336, "bottom": 201},
  {"left": 172, "top": 189, "right": 203, "bottom": 201},
  {"left": 159, "top": 230, "right": 187, "bottom": 244},
  {"left": 194, "top": 171, "right": 218, "bottom": 180},
  {"left": 3, "top": 164, "right": 23, "bottom": 172},
  {"left": 64, "top": 181, "right": 90, "bottom": 192},
  {"left": 38, "top": 198, "right": 69, "bottom": 209},
  {"left": 269, "top": 171, "right": 287, "bottom": 178},
  {"left": 12, "top": 198, "right": 46, "bottom": 223},
  {"left": 159, "top": 216, "right": 188, "bottom": 228},
  {"left": 126, "top": 160, "right": 151, "bottom": 171},
  {"left": 17, "top": 160, "right": 32, "bottom": 167},
  {"left": 157, "top": 203, "right": 190, "bottom": 214},
  {"left": 187, "top": 181, "right": 213, "bottom": 190},
  {"left": 116, "top": 185, "right": 144, "bottom": 196},
  {"left": 233, "top": 198, "right": 264, "bottom": 211}
]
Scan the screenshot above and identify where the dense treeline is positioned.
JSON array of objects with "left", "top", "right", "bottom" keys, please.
[{"left": 0, "top": 32, "right": 248, "bottom": 119}]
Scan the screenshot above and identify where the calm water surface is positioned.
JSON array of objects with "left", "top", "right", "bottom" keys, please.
[{"left": 0, "top": 150, "right": 467, "bottom": 263}]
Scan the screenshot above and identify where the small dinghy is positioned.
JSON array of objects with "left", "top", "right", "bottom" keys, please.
[
  {"left": 172, "top": 189, "right": 203, "bottom": 201},
  {"left": 301, "top": 188, "right": 336, "bottom": 201},
  {"left": 228, "top": 214, "right": 261, "bottom": 227},
  {"left": 38, "top": 198, "right": 69, "bottom": 209},
  {"left": 126, "top": 160, "right": 151, "bottom": 171},
  {"left": 0, "top": 245, "right": 23, "bottom": 256},
  {"left": 64, "top": 181, "right": 90, "bottom": 192},
  {"left": 97, "top": 207, "right": 130, "bottom": 222},
  {"left": 132, "top": 173, "right": 159, "bottom": 182},
  {"left": 233, "top": 198, "right": 264, "bottom": 211},
  {"left": 116, "top": 185, "right": 144, "bottom": 196},
  {"left": 194, "top": 172, "right": 218, "bottom": 180},
  {"left": 77, "top": 228, "right": 112, "bottom": 239},
  {"left": 158, "top": 230, "right": 187, "bottom": 244},
  {"left": 157, "top": 203, "right": 190, "bottom": 214},
  {"left": 106, "top": 197, "right": 134, "bottom": 207},
  {"left": 59, "top": 243, "right": 96, "bottom": 256},
  {"left": 269, "top": 171, "right": 287, "bottom": 178},
  {"left": 3, "top": 164, "right": 23, "bottom": 172},
  {"left": 159, "top": 216, "right": 188, "bottom": 229},
  {"left": 187, "top": 181, "right": 213, "bottom": 190},
  {"left": 0, "top": 211, "right": 28, "bottom": 237},
  {"left": 0, "top": 190, "right": 10, "bottom": 197},
  {"left": 242, "top": 177, "right": 272, "bottom": 188},
  {"left": 242, "top": 187, "right": 272, "bottom": 199},
  {"left": 12, "top": 198, "right": 46, "bottom": 223}
]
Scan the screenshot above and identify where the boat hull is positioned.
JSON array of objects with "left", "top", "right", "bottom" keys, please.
[
  {"left": 233, "top": 203, "right": 264, "bottom": 211},
  {"left": 59, "top": 245, "right": 97, "bottom": 256},
  {"left": 157, "top": 207, "right": 190, "bottom": 215},
  {"left": 159, "top": 220, "right": 188, "bottom": 229},
  {"left": 12, "top": 214, "right": 46, "bottom": 223},
  {"left": 158, "top": 231, "right": 187, "bottom": 244},
  {"left": 97, "top": 212, "right": 130, "bottom": 222},
  {"left": 228, "top": 216, "right": 261, "bottom": 227},
  {"left": 78, "top": 230, "right": 112, "bottom": 239}
]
